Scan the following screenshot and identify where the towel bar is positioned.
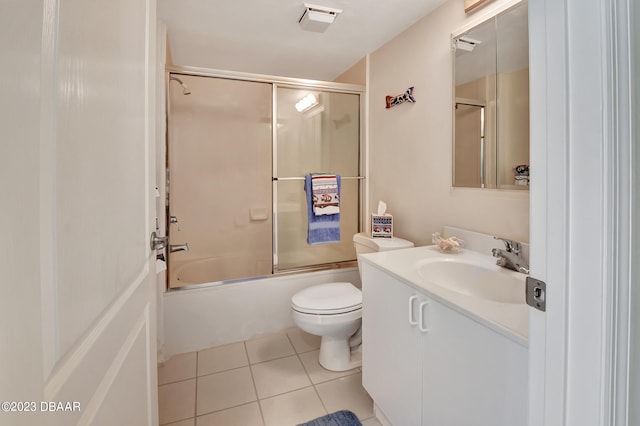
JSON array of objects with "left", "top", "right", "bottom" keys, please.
[{"left": 272, "top": 176, "right": 364, "bottom": 181}]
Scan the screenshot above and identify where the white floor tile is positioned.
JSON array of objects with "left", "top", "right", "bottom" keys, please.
[
  {"left": 163, "top": 419, "right": 195, "bottom": 426},
  {"left": 251, "top": 355, "right": 312, "bottom": 399},
  {"left": 158, "top": 379, "right": 196, "bottom": 425},
  {"left": 245, "top": 332, "right": 296, "bottom": 364},
  {"left": 260, "top": 387, "right": 326, "bottom": 426},
  {"left": 361, "top": 417, "right": 383, "bottom": 426},
  {"left": 285, "top": 327, "right": 321, "bottom": 354},
  {"left": 196, "top": 367, "right": 257, "bottom": 416},
  {"left": 298, "top": 350, "right": 360, "bottom": 384},
  {"left": 315, "top": 373, "right": 373, "bottom": 420},
  {"left": 158, "top": 352, "right": 197, "bottom": 385},
  {"left": 158, "top": 330, "right": 374, "bottom": 426},
  {"left": 198, "top": 342, "right": 248, "bottom": 376},
  {"left": 196, "top": 402, "right": 263, "bottom": 426}
]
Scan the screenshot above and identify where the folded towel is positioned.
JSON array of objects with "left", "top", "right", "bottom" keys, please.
[
  {"left": 311, "top": 174, "right": 340, "bottom": 216},
  {"left": 305, "top": 174, "right": 341, "bottom": 244}
]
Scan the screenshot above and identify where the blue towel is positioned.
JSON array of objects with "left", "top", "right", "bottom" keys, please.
[
  {"left": 297, "top": 410, "right": 362, "bottom": 426},
  {"left": 305, "top": 174, "right": 341, "bottom": 244}
]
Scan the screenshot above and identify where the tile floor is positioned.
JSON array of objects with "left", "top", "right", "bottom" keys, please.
[{"left": 158, "top": 327, "right": 383, "bottom": 426}]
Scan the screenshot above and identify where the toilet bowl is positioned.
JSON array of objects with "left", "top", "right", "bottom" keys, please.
[
  {"left": 291, "top": 233, "right": 414, "bottom": 372},
  {"left": 292, "top": 282, "right": 363, "bottom": 371}
]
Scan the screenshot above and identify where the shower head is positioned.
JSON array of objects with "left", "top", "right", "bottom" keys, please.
[{"left": 169, "top": 76, "right": 191, "bottom": 95}]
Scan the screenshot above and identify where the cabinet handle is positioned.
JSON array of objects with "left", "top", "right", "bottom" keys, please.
[
  {"left": 408, "top": 295, "right": 418, "bottom": 325},
  {"left": 418, "top": 301, "right": 429, "bottom": 333}
]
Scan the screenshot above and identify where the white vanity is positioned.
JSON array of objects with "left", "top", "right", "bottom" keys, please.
[{"left": 360, "top": 241, "right": 528, "bottom": 426}]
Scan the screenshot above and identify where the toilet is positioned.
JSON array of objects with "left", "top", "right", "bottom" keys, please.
[{"left": 291, "top": 232, "right": 414, "bottom": 371}]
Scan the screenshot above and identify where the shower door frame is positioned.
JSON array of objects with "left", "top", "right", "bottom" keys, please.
[{"left": 165, "top": 65, "right": 366, "bottom": 289}]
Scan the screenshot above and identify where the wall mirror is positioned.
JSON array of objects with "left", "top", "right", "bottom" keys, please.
[{"left": 452, "top": 1, "right": 529, "bottom": 189}]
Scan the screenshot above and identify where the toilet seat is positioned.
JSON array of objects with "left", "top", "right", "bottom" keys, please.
[{"left": 292, "top": 282, "right": 362, "bottom": 315}]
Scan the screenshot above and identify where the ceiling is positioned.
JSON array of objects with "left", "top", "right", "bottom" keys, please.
[{"left": 157, "top": 0, "right": 449, "bottom": 82}]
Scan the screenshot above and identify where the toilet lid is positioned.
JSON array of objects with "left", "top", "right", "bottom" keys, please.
[{"left": 292, "top": 282, "right": 362, "bottom": 315}]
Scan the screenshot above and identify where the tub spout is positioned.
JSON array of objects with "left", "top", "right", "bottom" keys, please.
[{"left": 170, "top": 243, "right": 189, "bottom": 253}]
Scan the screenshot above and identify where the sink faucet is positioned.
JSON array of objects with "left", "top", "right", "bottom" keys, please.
[{"left": 491, "top": 237, "right": 529, "bottom": 274}]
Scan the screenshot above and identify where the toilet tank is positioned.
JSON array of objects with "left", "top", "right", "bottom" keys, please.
[{"left": 352, "top": 232, "right": 414, "bottom": 255}]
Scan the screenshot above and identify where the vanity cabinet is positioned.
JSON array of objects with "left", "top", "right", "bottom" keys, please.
[{"left": 361, "top": 262, "right": 528, "bottom": 426}]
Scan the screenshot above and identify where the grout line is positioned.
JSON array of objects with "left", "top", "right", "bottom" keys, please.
[
  {"left": 197, "top": 364, "right": 252, "bottom": 380},
  {"left": 245, "top": 340, "right": 267, "bottom": 426},
  {"left": 160, "top": 417, "right": 195, "bottom": 426},
  {"left": 194, "top": 350, "right": 199, "bottom": 419},
  {"left": 158, "top": 376, "right": 198, "bottom": 387},
  {"left": 257, "top": 384, "right": 315, "bottom": 402},
  {"left": 286, "top": 331, "right": 329, "bottom": 416},
  {"left": 248, "top": 352, "right": 299, "bottom": 367},
  {"left": 195, "top": 401, "right": 263, "bottom": 423}
]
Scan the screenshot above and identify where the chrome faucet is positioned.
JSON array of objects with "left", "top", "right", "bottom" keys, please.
[
  {"left": 491, "top": 237, "right": 529, "bottom": 274},
  {"left": 169, "top": 243, "right": 189, "bottom": 253}
]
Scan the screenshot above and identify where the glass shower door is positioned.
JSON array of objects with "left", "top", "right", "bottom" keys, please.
[
  {"left": 168, "top": 74, "right": 273, "bottom": 287},
  {"left": 274, "top": 87, "right": 361, "bottom": 271}
]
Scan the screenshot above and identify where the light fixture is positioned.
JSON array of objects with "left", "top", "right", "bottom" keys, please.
[
  {"left": 298, "top": 3, "right": 343, "bottom": 33},
  {"left": 454, "top": 36, "right": 481, "bottom": 52},
  {"left": 295, "top": 94, "right": 319, "bottom": 112}
]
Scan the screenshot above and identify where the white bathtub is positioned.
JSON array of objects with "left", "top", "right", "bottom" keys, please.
[
  {"left": 170, "top": 255, "right": 271, "bottom": 288},
  {"left": 162, "top": 267, "right": 361, "bottom": 359}
]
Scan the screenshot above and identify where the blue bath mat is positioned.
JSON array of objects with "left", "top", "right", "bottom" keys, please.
[{"left": 297, "top": 410, "right": 362, "bottom": 426}]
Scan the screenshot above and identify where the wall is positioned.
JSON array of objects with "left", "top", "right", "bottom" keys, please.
[
  {"left": 368, "top": 0, "right": 529, "bottom": 245},
  {"left": 334, "top": 57, "right": 367, "bottom": 85}
]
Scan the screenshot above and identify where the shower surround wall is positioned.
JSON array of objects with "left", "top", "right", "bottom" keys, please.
[{"left": 168, "top": 75, "right": 273, "bottom": 287}]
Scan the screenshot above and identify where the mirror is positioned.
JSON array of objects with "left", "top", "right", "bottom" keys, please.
[{"left": 452, "top": 2, "right": 529, "bottom": 189}]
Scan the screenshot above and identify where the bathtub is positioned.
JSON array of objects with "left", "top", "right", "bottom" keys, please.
[
  {"left": 162, "top": 266, "right": 361, "bottom": 359},
  {"left": 170, "top": 255, "right": 272, "bottom": 288}
]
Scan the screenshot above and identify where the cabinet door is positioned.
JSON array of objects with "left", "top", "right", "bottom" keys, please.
[
  {"left": 422, "top": 300, "right": 528, "bottom": 426},
  {"left": 362, "top": 263, "right": 423, "bottom": 426}
]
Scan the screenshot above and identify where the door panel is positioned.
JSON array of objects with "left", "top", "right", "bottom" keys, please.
[
  {"left": 274, "top": 87, "right": 361, "bottom": 270},
  {"left": 37, "top": 0, "right": 158, "bottom": 424},
  {"left": 167, "top": 75, "right": 273, "bottom": 286},
  {"left": 53, "top": 0, "right": 149, "bottom": 360}
]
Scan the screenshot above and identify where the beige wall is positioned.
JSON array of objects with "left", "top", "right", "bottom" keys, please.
[
  {"left": 368, "top": 0, "right": 529, "bottom": 245},
  {"left": 334, "top": 57, "right": 366, "bottom": 85}
]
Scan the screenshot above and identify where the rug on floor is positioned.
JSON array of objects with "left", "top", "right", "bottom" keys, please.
[{"left": 297, "top": 410, "right": 362, "bottom": 426}]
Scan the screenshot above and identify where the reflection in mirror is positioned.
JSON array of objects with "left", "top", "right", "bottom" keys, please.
[{"left": 453, "top": 1, "right": 529, "bottom": 189}]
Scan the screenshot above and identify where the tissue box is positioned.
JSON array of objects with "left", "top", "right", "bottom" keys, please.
[{"left": 371, "top": 214, "right": 393, "bottom": 238}]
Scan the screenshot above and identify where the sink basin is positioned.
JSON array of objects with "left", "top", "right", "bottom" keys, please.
[{"left": 417, "top": 258, "right": 525, "bottom": 304}]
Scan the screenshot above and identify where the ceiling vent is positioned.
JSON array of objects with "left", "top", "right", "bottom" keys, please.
[{"left": 299, "top": 3, "right": 343, "bottom": 33}]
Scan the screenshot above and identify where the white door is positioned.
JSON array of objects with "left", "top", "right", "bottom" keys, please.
[
  {"left": 1, "top": 1, "right": 158, "bottom": 425},
  {"left": 528, "top": 0, "right": 634, "bottom": 425}
]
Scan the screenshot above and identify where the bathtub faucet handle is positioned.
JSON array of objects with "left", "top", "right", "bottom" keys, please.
[{"left": 169, "top": 215, "right": 180, "bottom": 231}]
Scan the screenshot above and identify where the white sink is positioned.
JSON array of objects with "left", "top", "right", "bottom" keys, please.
[{"left": 416, "top": 258, "right": 526, "bottom": 304}]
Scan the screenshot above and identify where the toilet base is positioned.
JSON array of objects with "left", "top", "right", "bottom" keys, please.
[{"left": 318, "top": 335, "right": 363, "bottom": 371}]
